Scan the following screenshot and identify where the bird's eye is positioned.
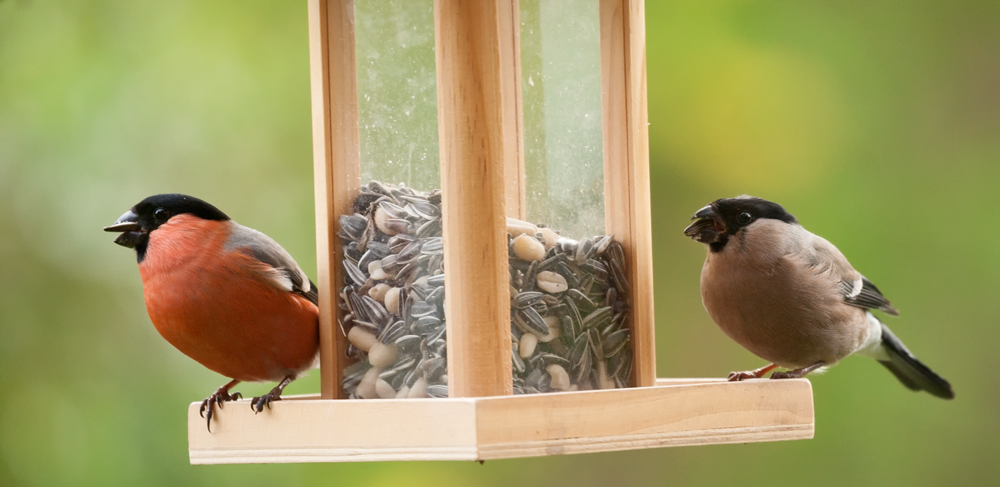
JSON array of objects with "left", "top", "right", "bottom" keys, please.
[
  {"left": 737, "top": 212, "right": 752, "bottom": 225},
  {"left": 153, "top": 208, "right": 169, "bottom": 223}
]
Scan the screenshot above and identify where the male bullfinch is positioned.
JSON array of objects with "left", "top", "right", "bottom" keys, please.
[
  {"left": 104, "top": 194, "right": 320, "bottom": 430},
  {"left": 684, "top": 196, "right": 953, "bottom": 399}
]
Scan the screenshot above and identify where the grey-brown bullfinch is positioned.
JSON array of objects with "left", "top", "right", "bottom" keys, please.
[
  {"left": 104, "top": 194, "right": 320, "bottom": 430},
  {"left": 683, "top": 196, "right": 953, "bottom": 399}
]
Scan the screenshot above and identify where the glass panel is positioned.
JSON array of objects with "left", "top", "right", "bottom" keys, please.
[
  {"left": 510, "top": 1, "right": 630, "bottom": 395},
  {"left": 354, "top": 0, "right": 439, "bottom": 189},
  {"left": 520, "top": 0, "right": 605, "bottom": 238},
  {"left": 341, "top": 1, "right": 446, "bottom": 400}
]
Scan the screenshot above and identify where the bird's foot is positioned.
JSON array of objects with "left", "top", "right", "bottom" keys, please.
[
  {"left": 727, "top": 363, "right": 778, "bottom": 382},
  {"left": 199, "top": 380, "right": 243, "bottom": 432},
  {"left": 251, "top": 387, "right": 283, "bottom": 413},
  {"left": 769, "top": 361, "right": 826, "bottom": 380},
  {"left": 251, "top": 375, "right": 295, "bottom": 414},
  {"left": 769, "top": 370, "right": 799, "bottom": 380}
]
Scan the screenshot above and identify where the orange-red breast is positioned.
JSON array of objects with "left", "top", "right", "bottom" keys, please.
[{"left": 104, "top": 194, "right": 319, "bottom": 430}]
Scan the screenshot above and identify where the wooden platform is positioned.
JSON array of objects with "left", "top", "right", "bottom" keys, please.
[{"left": 188, "top": 378, "right": 814, "bottom": 464}]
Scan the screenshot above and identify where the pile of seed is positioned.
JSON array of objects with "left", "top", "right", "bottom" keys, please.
[
  {"left": 339, "top": 181, "right": 448, "bottom": 399},
  {"left": 506, "top": 218, "right": 632, "bottom": 394},
  {"left": 338, "top": 180, "right": 632, "bottom": 399}
]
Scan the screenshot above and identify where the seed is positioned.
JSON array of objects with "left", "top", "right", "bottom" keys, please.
[
  {"left": 546, "top": 364, "right": 571, "bottom": 391},
  {"left": 538, "top": 315, "right": 561, "bottom": 343},
  {"left": 536, "top": 271, "right": 568, "bottom": 293},
  {"left": 513, "top": 291, "right": 544, "bottom": 309},
  {"left": 427, "top": 274, "right": 446, "bottom": 287},
  {"left": 409, "top": 301, "right": 437, "bottom": 318},
  {"left": 376, "top": 378, "right": 396, "bottom": 399},
  {"left": 368, "top": 342, "right": 398, "bottom": 368},
  {"left": 519, "top": 333, "right": 538, "bottom": 358},
  {"left": 357, "top": 367, "right": 381, "bottom": 399},
  {"left": 373, "top": 207, "right": 397, "bottom": 235},
  {"left": 379, "top": 320, "right": 407, "bottom": 344},
  {"left": 408, "top": 377, "right": 429, "bottom": 398},
  {"left": 420, "top": 237, "right": 443, "bottom": 255},
  {"left": 384, "top": 287, "right": 402, "bottom": 314},
  {"left": 369, "top": 283, "right": 391, "bottom": 302},
  {"left": 576, "top": 237, "right": 595, "bottom": 264},
  {"left": 348, "top": 326, "right": 377, "bottom": 352},
  {"left": 603, "top": 329, "right": 630, "bottom": 358},
  {"left": 519, "top": 307, "right": 550, "bottom": 336},
  {"left": 368, "top": 260, "right": 388, "bottom": 280},
  {"left": 506, "top": 217, "right": 538, "bottom": 237},
  {"left": 394, "top": 334, "right": 422, "bottom": 354},
  {"left": 513, "top": 234, "right": 546, "bottom": 261},
  {"left": 343, "top": 260, "right": 367, "bottom": 286},
  {"left": 425, "top": 286, "right": 445, "bottom": 304},
  {"left": 427, "top": 385, "right": 448, "bottom": 398},
  {"left": 539, "top": 227, "right": 560, "bottom": 250},
  {"left": 339, "top": 214, "right": 367, "bottom": 240}
]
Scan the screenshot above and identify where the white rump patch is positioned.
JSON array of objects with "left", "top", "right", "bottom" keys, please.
[{"left": 854, "top": 311, "right": 890, "bottom": 361}]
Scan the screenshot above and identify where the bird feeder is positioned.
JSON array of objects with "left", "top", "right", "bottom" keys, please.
[{"left": 187, "top": 0, "right": 814, "bottom": 464}]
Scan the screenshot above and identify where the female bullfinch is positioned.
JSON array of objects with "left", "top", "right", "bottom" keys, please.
[
  {"left": 105, "top": 194, "right": 320, "bottom": 430},
  {"left": 684, "top": 196, "right": 953, "bottom": 399}
]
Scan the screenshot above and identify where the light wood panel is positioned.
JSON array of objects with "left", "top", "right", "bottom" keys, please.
[
  {"left": 600, "top": 0, "right": 655, "bottom": 387},
  {"left": 308, "top": 0, "right": 361, "bottom": 399},
  {"left": 188, "top": 379, "right": 814, "bottom": 463},
  {"left": 498, "top": 0, "right": 526, "bottom": 219},
  {"left": 435, "top": 0, "right": 514, "bottom": 397}
]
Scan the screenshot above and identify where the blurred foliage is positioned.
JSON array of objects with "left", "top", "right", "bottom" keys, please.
[{"left": 1, "top": 0, "right": 998, "bottom": 486}]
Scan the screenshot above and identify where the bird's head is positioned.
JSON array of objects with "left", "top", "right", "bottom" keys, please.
[
  {"left": 683, "top": 196, "right": 797, "bottom": 252},
  {"left": 104, "top": 194, "right": 229, "bottom": 260}
]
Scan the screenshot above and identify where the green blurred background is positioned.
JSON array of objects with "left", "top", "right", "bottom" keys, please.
[{"left": 2, "top": 0, "right": 998, "bottom": 485}]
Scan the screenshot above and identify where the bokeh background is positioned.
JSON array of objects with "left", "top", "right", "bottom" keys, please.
[{"left": 2, "top": 0, "right": 998, "bottom": 485}]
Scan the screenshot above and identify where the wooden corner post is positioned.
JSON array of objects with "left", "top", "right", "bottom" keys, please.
[
  {"left": 308, "top": 0, "right": 361, "bottom": 399},
  {"left": 600, "top": 0, "right": 655, "bottom": 387},
  {"left": 436, "top": 0, "right": 515, "bottom": 397}
]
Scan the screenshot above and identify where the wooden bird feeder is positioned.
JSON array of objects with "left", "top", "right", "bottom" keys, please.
[{"left": 187, "top": 0, "right": 814, "bottom": 464}]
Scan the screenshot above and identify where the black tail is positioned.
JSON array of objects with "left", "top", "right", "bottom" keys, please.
[{"left": 878, "top": 323, "right": 954, "bottom": 399}]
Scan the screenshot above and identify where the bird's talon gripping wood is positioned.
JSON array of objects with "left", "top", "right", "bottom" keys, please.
[
  {"left": 251, "top": 375, "right": 295, "bottom": 413},
  {"left": 727, "top": 363, "right": 778, "bottom": 382}
]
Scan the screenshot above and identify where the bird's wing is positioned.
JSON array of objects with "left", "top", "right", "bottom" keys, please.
[
  {"left": 226, "top": 223, "right": 319, "bottom": 306},
  {"left": 806, "top": 232, "right": 898, "bottom": 316},
  {"left": 840, "top": 276, "right": 898, "bottom": 316}
]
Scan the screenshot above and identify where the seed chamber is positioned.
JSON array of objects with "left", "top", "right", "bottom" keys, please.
[{"left": 340, "top": 0, "right": 634, "bottom": 400}]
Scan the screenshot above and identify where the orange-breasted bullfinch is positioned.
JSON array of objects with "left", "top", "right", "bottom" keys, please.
[
  {"left": 104, "top": 194, "right": 320, "bottom": 430},
  {"left": 684, "top": 196, "right": 953, "bottom": 399}
]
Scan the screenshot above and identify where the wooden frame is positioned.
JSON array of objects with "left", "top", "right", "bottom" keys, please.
[
  {"left": 188, "top": 0, "right": 815, "bottom": 463},
  {"left": 189, "top": 379, "right": 813, "bottom": 464}
]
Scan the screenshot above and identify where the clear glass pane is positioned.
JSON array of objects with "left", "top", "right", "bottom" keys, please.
[
  {"left": 342, "top": 1, "right": 446, "bottom": 400},
  {"left": 354, "top": 0, "right": 439, "bottom": 189},
  {"left": 511, "top": 1, "right": 630, "bottom": 395},
  {"left": 520, "top": 0, "right": 604, "bottom": 238}
]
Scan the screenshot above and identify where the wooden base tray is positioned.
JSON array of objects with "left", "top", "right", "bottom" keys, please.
[{"left": 187, "top": 378, "right": 813, "bottom": 464}]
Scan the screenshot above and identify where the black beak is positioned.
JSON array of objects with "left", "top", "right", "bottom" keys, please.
[
  {"left": 104, "top": 210, "right": 144, "bottom": 248},
  {"left": 683, "top": 205, "right": 724, "bottom": 244}
]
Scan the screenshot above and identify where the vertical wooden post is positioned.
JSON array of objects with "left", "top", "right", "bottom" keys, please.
[
  {"left": 309, "top": 0, "right": 361, "bottom": 399},
  {"left": 498, "top": 0, "right": 526, "bottom": 220},
  {"left": 600, "top": 0, "right": 655, "bottom": 387},
  {"left": 436, "top": 0, "right": 514, "bottom": 397}
]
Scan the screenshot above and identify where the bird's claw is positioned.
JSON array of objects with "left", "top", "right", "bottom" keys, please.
[
  {"left": 199, "top": 388, "right": 243, "bottom": 432},
  {"left": 251, "top": 388, "right": 283, "bottom": 414},
  {"left": 727, "top": 371, "right": 756, "bottom": 382},
  {"left": 769, "top": 370, "right": 798, "bottom": 380}
]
